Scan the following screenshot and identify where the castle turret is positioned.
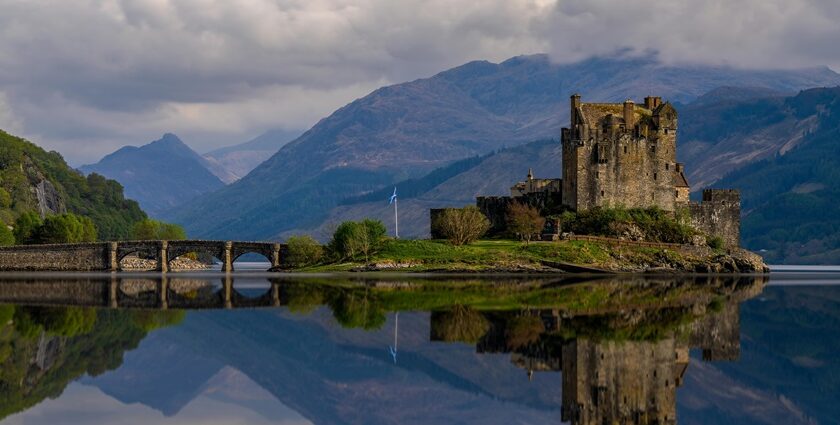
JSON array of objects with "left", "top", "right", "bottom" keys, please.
[{"left": 623, "top": 99, "right": 635, "bottom": 130}]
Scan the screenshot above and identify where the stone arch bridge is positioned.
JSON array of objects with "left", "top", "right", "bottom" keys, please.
[{"left": 0, "top": 240, "right": 285, "bottom": 272}]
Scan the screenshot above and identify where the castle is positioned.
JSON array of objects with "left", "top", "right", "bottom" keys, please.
[
  {"left": 562, "top": 95, "right": 690, "bottom": 211},
  {"left": 454, "top": 94, "right": 741, "bottom": 247}
]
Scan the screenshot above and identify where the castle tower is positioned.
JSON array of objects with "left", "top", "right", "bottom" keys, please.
[{"left": 561, "top": 94, "right": 682, "bottom": 212}]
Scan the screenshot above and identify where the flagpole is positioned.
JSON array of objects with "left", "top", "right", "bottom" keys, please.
[{"left": 394, "top": 196, "right": 399, "bottom": 239}]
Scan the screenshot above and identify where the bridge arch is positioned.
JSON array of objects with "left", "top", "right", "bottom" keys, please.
[
  {"left": 166, "top": 240, "right": 226, "bottom": 271},
  {"left": 116, "top": 241, "right": 165, "bottom": 271},
  {"left": 228, "top": 242, "right": 281, "bottom": 271}
]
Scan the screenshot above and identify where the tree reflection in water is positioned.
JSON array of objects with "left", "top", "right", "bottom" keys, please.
[{"left": 0, "top": 273, "right": 765, "bottom": 424}]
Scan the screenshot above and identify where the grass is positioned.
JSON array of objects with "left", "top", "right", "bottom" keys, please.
[{"left": 299, "top": 237, "right": 702, "bottom": 273}]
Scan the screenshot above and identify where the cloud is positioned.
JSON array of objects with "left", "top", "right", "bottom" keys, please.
[
  {"left": 539, "top": 0, "right": 840, "bottom": 68},
  {"left": 0, "top": 0, "right": 837, "bottom": 164}
]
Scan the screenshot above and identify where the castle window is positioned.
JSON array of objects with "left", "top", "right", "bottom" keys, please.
[
  {"left": 675, "top": 190, "right": 679, "bottom": 197},
  {"left": 601, "top": 190, "right": 604, "bottom": 196},
  {"left": 653, "top": 172, "right": 658, "bottom": 180},
  {"left": 664, "top": 129, "right": 669, "bottom": 134},
  {"left": 596, "top": 171, "right": 600, "bottom": 179},
  {"left": 624, "top": 146, "right": 627, "bottom": 154},
  {"left": 665, "top": 163, "right": 670, "bottom": 171}
]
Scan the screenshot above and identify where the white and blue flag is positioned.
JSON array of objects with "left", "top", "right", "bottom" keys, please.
[{"left": 389, "top": 187, "right": 397, "bottom": 204}]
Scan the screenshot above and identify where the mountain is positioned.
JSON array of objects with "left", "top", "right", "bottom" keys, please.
[
  {"left": 81, "top": 133, "right": 225, "bottom": 217},
  {"left": 709, "top": 87, "right": 840, "bottom": 264},
  {"left": 165, "top": 54, "right": 840, "bottom": 240},
  {"left": 291, "top": 85, "right": 840, "bottom": 250},
  {"left": 203, "top": 129, "right": 300, "bottom": 182},
  {"left": 0, "top": 129, "right": 146, "bottom": 239}
]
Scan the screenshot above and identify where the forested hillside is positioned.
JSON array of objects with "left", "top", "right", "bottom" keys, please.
[
  {"left": 0, "top": 129, "right": 146, "bottom": 240},
  {"left": 714, "top": 87, "right": 840, "bottom": 264}
]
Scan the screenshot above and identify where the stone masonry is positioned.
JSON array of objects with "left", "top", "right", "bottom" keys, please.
[{"left": 0, "top": 240, "right": 284, "bottom": 272}]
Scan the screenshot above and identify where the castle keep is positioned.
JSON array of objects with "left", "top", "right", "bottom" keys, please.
[
  {"left": 562, "top": 95, "right": 689, "bottom": 211},
  {"left": 437, "top": 93, "right": 741, "bottom": 247}
]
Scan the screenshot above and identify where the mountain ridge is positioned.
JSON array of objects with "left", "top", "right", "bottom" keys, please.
[
  {"left": 81, "top": 133, "right": 225, "bottom": 217},
  {"left": 165, "top": 54, "right": 840, "bottom": 240}
]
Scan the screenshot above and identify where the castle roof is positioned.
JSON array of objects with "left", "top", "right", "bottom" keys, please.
[
  {"left": 675, "top": 171, "right": 690, "bottom": 188},
  {"left": 579, "top": 103, "right": 653, "bottom": 126}
]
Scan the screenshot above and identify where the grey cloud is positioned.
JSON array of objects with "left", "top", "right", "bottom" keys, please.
[{"left": 0, "top": 0, "right": 837, "bottom": 164}]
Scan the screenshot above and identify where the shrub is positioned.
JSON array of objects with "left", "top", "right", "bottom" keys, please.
[
  {"left": 328, "top": 219, "right": 387, "bottom": 261},
  {"left": 563, "top": 206, "right": 696, "bottom": 243},
  {"left": 0, "top": 188, "right": 10, "bottom": 208},
  {"left": 432, "top": 206, "right": 490, "bottom": 246},
  {"left": 506, "top": 202, "right": 545, "bottom": 245},
  {"left": 13, "top": 211, "right": 42, "bottom": 244},
  {"left": 0, "top": 224, "right": 13, "bottom": 246},
  {"left": 130, "top": 219, "right": 187, "bottom": 240},
  {"left": 37, "top": 213, "right": 97, "bottom": 243},
  {"left": 707, "top": 236, "right": 725, "bottom": 250},
  {"left": 286, "top": 235, "right": 324, "bottom": 267}
]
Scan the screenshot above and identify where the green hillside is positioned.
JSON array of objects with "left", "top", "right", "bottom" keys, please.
[
  {"left": 0, "top": 129, "right": 146, "bottom": 240},
  {"left": 714, "top": 87, "right": 840, "bottom": 264}
]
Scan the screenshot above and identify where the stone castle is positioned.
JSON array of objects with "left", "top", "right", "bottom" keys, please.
[
  {"left": 562, "top": 95, "right": 689, "bottom": 211},
  {"left": 461, "top": 94, "right": 741, "bottom": 247}
]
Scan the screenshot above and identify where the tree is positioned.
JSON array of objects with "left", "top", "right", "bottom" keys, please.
[
  {"left": 329, "top": 221, "right": 362, "bottom": 260},
  {"left": 286, "top": 235, "right": 324, "bottom": 267},
  {"left": 37, "top": 213, "right": 97, "bottom": 244},
  {"left": 13, "top": 212, "right": 42, "bottom": 244},
  {"left": 0, "top": 188, "right": 10, "bottom": 208},
  {"left": 328, "top": 219, "right": 386, "bottom": 261},
  {"left": 430, "top": 305, "right": 490, "bottom": 343},
  {"left": 506, "top": 202, "right": 546, "bottom": 245},
  {"left": 432, "top": 206, "right": 490, "bottom": 246},
  {"left": 130, "top": 219, "right": 186, "bottom": 240},
  {"left": 353, "top": 219, "right": 386, "bottom": 262},
  {"left": 0, "top": 225, "right": 13, "bottom": 246}
]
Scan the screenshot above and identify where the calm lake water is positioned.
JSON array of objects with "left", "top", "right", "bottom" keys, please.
[{"left": 0, "top": 269, "right": 837, "bottom": 425}]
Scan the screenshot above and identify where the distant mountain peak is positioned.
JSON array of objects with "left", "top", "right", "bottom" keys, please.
[{"left": 80, "top": 133, "right": 225, "bottom": 216}]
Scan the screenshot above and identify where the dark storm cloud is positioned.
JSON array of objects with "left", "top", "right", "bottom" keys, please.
[{"left": 0, "top": 0, "right": 837, "bottom": 163}]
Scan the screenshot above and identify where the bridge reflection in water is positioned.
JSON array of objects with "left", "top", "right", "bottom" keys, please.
[{"left": 0, "top": 273, "right": 766, "bottom": 425}]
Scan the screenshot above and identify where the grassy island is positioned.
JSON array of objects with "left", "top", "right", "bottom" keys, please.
[{"left": 288, "top": 238, "right": 767, "bottom": 274}]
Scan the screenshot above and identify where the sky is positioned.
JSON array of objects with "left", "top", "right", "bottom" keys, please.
[{"left": 1, "top": 0, "right": 839, "bottom": 165}]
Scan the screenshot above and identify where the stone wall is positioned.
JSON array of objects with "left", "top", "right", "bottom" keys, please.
[
  {"left": 0, "top": 240, "right": 284, "bottom": 272},
  {"left": 0, "top": 242, "right": 111, "bottom": 271},
  {"left": 689, "top": 189, "right": 741, "bottom": 247},
  {"left": 474, "top": 191, "right": 563, "bottom": 237}
]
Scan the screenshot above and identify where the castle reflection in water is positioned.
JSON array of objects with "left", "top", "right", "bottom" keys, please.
[{"left": 0, "top": 273, "right": 765, "bottom": 425}]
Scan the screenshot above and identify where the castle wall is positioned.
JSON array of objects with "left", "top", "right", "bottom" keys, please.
[
  {"left": 562, "top": 98, "right": 678, "bottom": 212},
  {"left": 473, "top": 191, "right": 563, "bottom": 237},
  {"left": 689, "top": 189, "right": 741, "bottom": 248}
]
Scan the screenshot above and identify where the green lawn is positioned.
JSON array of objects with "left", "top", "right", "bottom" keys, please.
[{"left": 299, "top": 238, "right": 680, "bottom": 272}]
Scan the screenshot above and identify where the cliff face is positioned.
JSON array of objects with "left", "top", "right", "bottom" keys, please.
[{"left": 24, "top": 159, "right": 66, "bottom": 218}]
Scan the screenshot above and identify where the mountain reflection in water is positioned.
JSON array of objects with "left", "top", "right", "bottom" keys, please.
[{"left": 0, "top": 273, "right": 836, "bottom": 425}]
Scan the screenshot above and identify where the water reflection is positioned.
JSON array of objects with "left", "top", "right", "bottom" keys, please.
[{"left": 0, "top": 273, "right": 785, "bottom": 424}]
